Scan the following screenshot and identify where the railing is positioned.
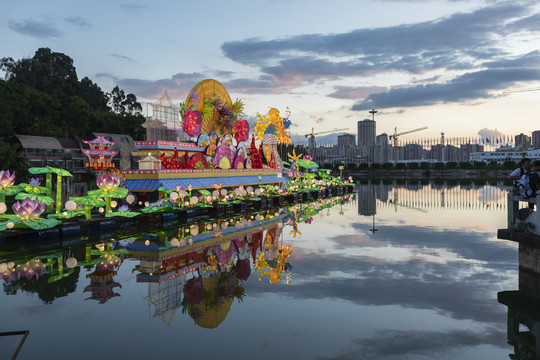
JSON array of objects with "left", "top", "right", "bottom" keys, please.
[{"left": 0, "top": 330, "right": 29, "bottom": 359}]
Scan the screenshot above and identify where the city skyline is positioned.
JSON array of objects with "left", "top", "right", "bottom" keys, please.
[{"left": 2, "top": 0, "right": 540, "bottom": 140}]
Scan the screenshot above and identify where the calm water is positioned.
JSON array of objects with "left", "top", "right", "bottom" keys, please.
[{"left": 0, "top": 181, "right": 520, "bottom": 360}]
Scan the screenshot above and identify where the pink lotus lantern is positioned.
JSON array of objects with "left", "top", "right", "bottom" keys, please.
[
  {"left": 0, "top": 170, "right": 15, "bottom": 190},
  {"left": 97, "top": 174, "right": 121, "bottom": 191},
  {"left": 182, "top": 110, "right": 202, "bottom": 137},
  {"left": 13, "top": 198, "right": 46, "bottom": 220}
]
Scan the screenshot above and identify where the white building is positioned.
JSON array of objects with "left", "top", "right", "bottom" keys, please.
[{"left": 470, "top": 149, "right": 540, "bottom": 163}]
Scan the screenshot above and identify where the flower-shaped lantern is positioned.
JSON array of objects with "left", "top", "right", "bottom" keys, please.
[{"left": 13, "top": 198, "right": 45, "bottom": 220}]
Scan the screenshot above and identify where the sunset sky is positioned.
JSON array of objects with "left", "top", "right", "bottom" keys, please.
[{"left": 2, "top": 0, "right": 540, "bottom": 143}]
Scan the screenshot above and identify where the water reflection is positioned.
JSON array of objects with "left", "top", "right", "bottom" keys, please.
[
  {"left": 0, "top": 195, "right": 352, "bottom": 329},
  {"left": 0, "top": 183, "right": 520, "bottom": 359}
]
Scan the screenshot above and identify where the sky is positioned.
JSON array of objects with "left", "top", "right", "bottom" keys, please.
[{"left": 2, "top": 0, "right": 540, "bottom": 144}]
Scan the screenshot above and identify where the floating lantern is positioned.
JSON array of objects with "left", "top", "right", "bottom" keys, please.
[
  {"left": 65, "top": 200, "right": 77, "bottom": 212},
  {"left": 66, "top": 257, "right": 77, "bottom": 269},
  {"left": 126, "top": 194, "right": 135, "bottom": 204},
  {"left": 0, "top": 203, "right": 6, "bottom": 214}
]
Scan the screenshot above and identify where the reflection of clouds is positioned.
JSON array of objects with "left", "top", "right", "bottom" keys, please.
[{"left": 319, "top": 328, "right": 506, "bottom": 360}]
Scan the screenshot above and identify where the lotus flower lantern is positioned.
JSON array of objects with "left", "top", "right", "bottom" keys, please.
[
  {"left": 13, "top": 198, "right": 45, "bottom": 220},
  {"left": 97, "top": 174, "right": 121, "bottom": 191}
]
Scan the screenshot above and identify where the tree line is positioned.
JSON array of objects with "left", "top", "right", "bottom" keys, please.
[{"left": 0, "top": 48, "right": 146, "bottom": 177}]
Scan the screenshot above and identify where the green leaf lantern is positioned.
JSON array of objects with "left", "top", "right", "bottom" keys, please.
[
  {"left": 89, "top": 174, "right": 127, "bottom": 214},
  {"left": 70, "top": 196, "right": 106, "bottom": 220}
]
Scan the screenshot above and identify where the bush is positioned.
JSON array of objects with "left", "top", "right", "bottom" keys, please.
[
  {"left": 347, "top": 163, "right": 356, "bottom": 170},
  {"left": 433, "top": 162, "right": 444, "bottom": 169},
  {"left": 473, "top": 161, "right": 486, "bottom": 168},
  {"left": 407, "top": 162, "right": 419, "bottom": 169},
  {"left": 359, "top": 163, "right": 369, "bottom": 169},
  {"left": 420, "top": 162, "right": 430, "bottom": 169},
  {"left": 370, "top": 162, "right": 381, "bottom": 169},
  {"left": 503, "top": 160, "right": 517, "bottom": 169},
  {"left": 446, "top": 161, "right": 458, "bottom": 169},
  {"left": 488, "top": 160, "right": 498, "bottom": 167},
  {"left": 396, "top": 163, "right": 406, "bottom": 169},
  {"left": 382, "top": 162, "right": 394, "bottom": 169},
  {"left": 459, "top": 161, "right": 471, "bottom": 168}
]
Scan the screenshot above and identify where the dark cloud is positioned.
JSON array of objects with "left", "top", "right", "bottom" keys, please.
[
  {"left": 64, "top": 16, "right": 90, "bottom": 28},
  {"left": 108, "top": 53, "right": 136, "bottom": 62},
  {"left": 328, "top": 86, "right": 388, "bottom": 100},
  {"left": 8, "top": 19, "right": 62, "bottom": 39},
  {"left": 115, "top": 72, "right": 205, "bottom": 100},
  {"left": 319, "top": 328, "right": 506, "bottom": 360},
  {"left": 218, "top": 3, "right": 540, "bottom": 108},
  {"left": 119, "top": 3, "right": 149, "bottom": 12},
  {"left": 213, "top": 70, "right": 235, "bottom": 79},
  {"left": 352, "top": 66, "right": 540, "bottom": 110}
]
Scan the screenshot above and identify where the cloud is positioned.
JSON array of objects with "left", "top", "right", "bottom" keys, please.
[
  {"left": 477, "top": 128, "right": 503, "bottom": 138},
  {"left": 108, "top": 53, "right": 136, "bottom": 62},
  {"left": 98, "top": 72, "right": 205, "bottom": 100},
  {"left": 64, "top": 16, "right": 90, "bottom": 28},
  {"left": 328, "top": 86, "right": 388, "bottom": 100},
  {"left": 319, "top": 328, "right": 506, "bottom": 360},
  {"left": 310, "top": 115, "right": 325, "bottom": 124},
  {"left": 8, "top": 19, "right": 62, "bottom": 39},
  {"left": 351, "top": 66, "right": 540, "bottom": 110},
  {"left": 119, "top": 3, "right": 149, "bottom": 12},
  {"left": 220, "top": 4, "right": 540, "bottom": 108}
]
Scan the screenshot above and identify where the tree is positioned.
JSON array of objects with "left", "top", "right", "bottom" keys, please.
[{"left": 1, "top": 48, "right": 79, "bottom": 96}]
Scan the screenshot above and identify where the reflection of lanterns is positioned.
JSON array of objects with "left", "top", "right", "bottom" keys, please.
[
  {"left": 0, "top": 263, "right": 7, "bottom": 273},
  {"left": 145, "top": 240, "right": 150, "bottom": 246},
  {"left": 97, "top": 254, "right": 122, "bottom": 271},
  {"left": 179, "top": 238, "right": 186, "bottom": 247},
  {"left": 221, "top": 221, "right": 228, "bottom": 229},
  {"left": 66, "top": 257, "right": 78, "bottom": 269},
  {"left": 190, "top": 225, "right": 199, "bottom": 236},
  {"left": 170, "top": 238, "right": 180, "bottom": 247},
  {"left": 188, "top": 238, "right": 193, "bottom": 246}
]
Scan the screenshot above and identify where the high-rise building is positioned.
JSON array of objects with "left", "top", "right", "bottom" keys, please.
[
  {"left": 357, "top": 119, "right": 376, "bottom": 147},
  {"left": 337, "top": 134, "right": 356, "bottom": 147},
  {"left": 532, "top": 130, "right": 540, "bottom": 149},
  {"left": 515, "top": 133, "right": 531, "bottom": 150},
  {"left": 374, "top": 133, "right": 390, "bottom": 163}
]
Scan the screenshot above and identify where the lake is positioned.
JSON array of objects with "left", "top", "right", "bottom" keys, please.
[{"left": 0, "top": 181, "right": 521, "bottom": 359}]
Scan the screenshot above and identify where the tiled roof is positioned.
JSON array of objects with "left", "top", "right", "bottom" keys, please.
[{"left": 124, "top": 174, "right": 288, "bottom": 191}]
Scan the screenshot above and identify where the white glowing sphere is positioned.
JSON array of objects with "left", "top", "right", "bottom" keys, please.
[
  {"left": 179, "top": 238, "right": 186, "bottom": 247},
  {"left": 221, "top": 189, "right": 227, "bottom": 196},
  {"left": 190, "top": 196, "right": 198, "bottom": 205},
  {"left": 144, "top": 201, "right": 150, "bottom": 207},
  {"left": 111, "top": 200, "right": 118, "bottom": 208},
  {"left": 7, "top": 261, "right": 14, "bottom": 269},
  {"left": 7, "top": 222, "right": 14, "bottom": 229},
  {"left": 108, "top": 210, "right": 113, "bottom": 214},
  {"left": 274, "top": 212, "right": 279, "bottom": 217},
  {"left": 145, "top": 240, "right": 150, "bottom": 246},
  {"left": 65, "top": 200, "right": 77, "bottom": 211},
  {"left": 0, "top": 263, "right": 7, "bottom": 273},
  {"left": 170, "top": 192, "right": 179, "bottom": 201},
  {"left": 234, "top": 188, "right": 241, "bottom": 195},
  {"left": 170, "top": 238, "right": 180, "bottom": 247},
  {"left": 212, "top": 223, "right": 219, "bottom": 230},
  {"left": 212, "top": 190, "right": 219, "bottom": 197},
  {"left": 188, "top": 238, "right": 193, "bottom": 246},
  {"left": 235, "top": 222, "right": 241, "bottom": 228},
  {"left": 63, "top": 211, "right": 68, "bottom": 216},
  {"left": 254, "top": 189, "right": 261, "bottom": 196},
  {"left": 206, "top": 223, "right": 212, "bottom": 230},
  {"left": 138, "top": 201, "right": 142, "bottom": 205},
  {"left": 66, "top": 257, "right": 78, "bottom": 269},
  {"left": 0, "top": 203, "right": 6, "bottom": 214},
  {"left": 221, "top": 221, "right": 228, "bottom": 229},
  {"left": 247, "top": 187, "right": 253, "bottom": 193},
  {"left": 178, "top": 189, "right": 186, "bottom": 197},
  {"left": 126, "top": 194, "right": 135, "bottom": 204},
  {"left": 247, "top": 220, "right": 253, "bottom": 226},
  {"left": 206, "top": 196, "right": 212, "bottom": 203},
  {"left": 190, "top": 226, "right": 199, "bottom": 236}
]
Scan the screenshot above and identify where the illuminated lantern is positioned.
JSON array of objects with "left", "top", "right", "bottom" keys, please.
[
  {"left": 233, "top": 120, "right": 249, "bottom": 143},
  {"left": 182, "top": 110, "right": 203, "bottom": 137}
]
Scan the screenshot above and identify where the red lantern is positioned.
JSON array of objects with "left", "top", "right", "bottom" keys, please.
[{"left": 182, "top": 110, "right": 202, "bottom": 137}]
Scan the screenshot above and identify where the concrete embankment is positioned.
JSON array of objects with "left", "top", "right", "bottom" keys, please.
[{"left": 345, "top": 168, "right": 511, "bottom": 179}]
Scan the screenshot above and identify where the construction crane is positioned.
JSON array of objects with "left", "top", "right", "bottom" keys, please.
[
  {"left": 388, "top": 126, "right": 428, "bottom": 165},
  {"left": 503, "top": 87, "right": 540, "bottom": 94},
  {"left": 304, "top": 128, "right": 349, "bottom": 150}
]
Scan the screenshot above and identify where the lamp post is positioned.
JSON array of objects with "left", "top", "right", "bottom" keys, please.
[{"left": 338, "top": 165, "right": 344, "bottom": 180}]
